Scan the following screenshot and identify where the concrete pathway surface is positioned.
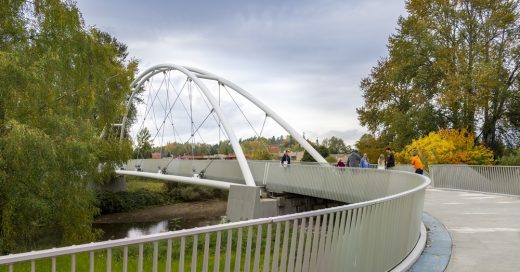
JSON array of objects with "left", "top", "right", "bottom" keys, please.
[{"left": 423, "top": 189, "right": 520, "bottom": 272}]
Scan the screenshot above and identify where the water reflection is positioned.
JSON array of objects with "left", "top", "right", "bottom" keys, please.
[
  {"left": 94, "top": 216, "right": 222, "bottom": 241},
  {"left": 127, "top": 221, "right": 169, "bottom": 238}
]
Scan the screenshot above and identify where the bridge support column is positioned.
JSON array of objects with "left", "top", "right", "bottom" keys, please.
[
  {"left": 226, "top": 185, "right": 278, "bottom": 222},
  {"left": 226, "top": 185, "right": 344, "bottom": 222}
]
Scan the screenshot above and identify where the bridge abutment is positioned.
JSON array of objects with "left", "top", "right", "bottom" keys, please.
[
  {"left": 226, "top": 185, "right": 343, "bottom": 221},
  {"left": 226, "top": 185, "right": 278, "bottom": 221}
]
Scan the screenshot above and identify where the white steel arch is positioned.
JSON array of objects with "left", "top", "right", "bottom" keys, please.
[
  {"left": 186, "top": 66, "right": 327, "bottom": 164},
  {"left": 121, "top": 64, "right": 327, "bottom": 187}
]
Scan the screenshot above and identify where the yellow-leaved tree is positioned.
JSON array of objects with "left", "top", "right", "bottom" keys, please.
[
  {"left": 241, "top": 139, "right": 274, "bottom": 160},
  {"left": 395, "top": 129, "right": 494, "bottom": 169}
]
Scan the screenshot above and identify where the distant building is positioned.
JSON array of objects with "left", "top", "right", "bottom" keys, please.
[
  {"left": 151, "top": 152, "right": 172, "bottom": 159},
  {"left": 268, "top": 145, "right": 280, "bottom": 155},
  {"left": 173, "top": 154, "right": 238, "bottom": 160}
]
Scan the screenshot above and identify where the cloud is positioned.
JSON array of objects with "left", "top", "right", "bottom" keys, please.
[{"left": 76, "top": 0, "right": 406, "bottom": 145}]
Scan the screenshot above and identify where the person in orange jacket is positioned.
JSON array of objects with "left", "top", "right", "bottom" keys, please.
[{"left": 410, "top": 150, "right": 424, "bottom": 175}]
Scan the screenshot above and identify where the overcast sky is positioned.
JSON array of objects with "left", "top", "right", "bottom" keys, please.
[{"left": 76, "top": 0, "right": 407, "bottom": 146}]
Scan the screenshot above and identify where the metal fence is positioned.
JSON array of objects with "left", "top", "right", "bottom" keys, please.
[
  {"left": 0, "top": 163, "right": 429, "bottom": 272},
  {"left": 252, "top": 162, "right": 423, "bottom": 204},
  {"left": 429, "top": 165, "right": 520, "bottom": 196},
  {"left": 123, "top": 159, "right": 247, "bottom": 184}
]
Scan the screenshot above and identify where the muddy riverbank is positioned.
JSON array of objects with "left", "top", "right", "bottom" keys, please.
[
  {"left": 93, "top": 200, "right": 228, "bottom": 240},
  {"left": 94, "top": 199, "right": 228, "bottom": 224}
]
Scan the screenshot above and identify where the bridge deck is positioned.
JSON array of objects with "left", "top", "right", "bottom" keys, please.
[{"left": 423, "top": 188, "right": 520, "bottom": 272}]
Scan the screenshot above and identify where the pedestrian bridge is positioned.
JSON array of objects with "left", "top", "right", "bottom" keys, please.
[
  {"left": 1, "top": 161, "right": 430, "bottom": 271},
  {"left": 1, "top": 164, "right": 518, "bottom": 271},
  {"left": 0, "top": 64, "right": 518, "bottom": 271}
]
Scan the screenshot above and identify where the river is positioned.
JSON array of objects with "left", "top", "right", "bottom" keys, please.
[{"left": 93, "top": 199, "right": 227, "bottom": 240}]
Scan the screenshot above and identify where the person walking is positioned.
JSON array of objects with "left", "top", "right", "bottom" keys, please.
[
  {"left": 346, "top": 150, "right": 362, "bottom": 167},
  {"left": 281, "top": 150, "right": 291, "bottom": 166},
  {"left": 377, "top": 154, "right": 385, "bottom": 169},
  {"left": 411, "top": 151, "right": 424, "bottom": 175},
  {"left": 360, "top": 153, "right": 370, "bottom": 168},
  {"left": 386, "top": 147, "right": 395, "bottom": 169}
]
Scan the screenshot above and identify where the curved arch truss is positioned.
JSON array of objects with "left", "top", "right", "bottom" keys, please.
[{"left": 121, "top": 64, "right": 327, "bottom": 186}]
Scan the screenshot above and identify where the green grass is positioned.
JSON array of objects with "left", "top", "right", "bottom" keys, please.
[
  {"left": 0, "top": 225, "right": 292, "bottom": 272},
  {"left": 126, "top": 176, "right": 166, "bottom": 193}
]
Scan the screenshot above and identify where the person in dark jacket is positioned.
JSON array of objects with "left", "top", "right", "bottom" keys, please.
[
  {"left": 336, "top": 159, "right": 346, "bottom": 168},
  {"left": 386, "top": 147, "right": 395, "bottom": 169},
  {"left": 281, "top": 150, "right": 291, "bottom": 166},
  {"left": 346, "top": 150, "right": 362, "bottom": 167}
]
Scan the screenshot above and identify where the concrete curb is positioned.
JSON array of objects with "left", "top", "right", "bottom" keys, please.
[{"left": 409, "top": 212, "right": 452, "bottom": 272}]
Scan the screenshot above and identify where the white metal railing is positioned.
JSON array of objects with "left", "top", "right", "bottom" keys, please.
[
  {"left": 252, "top": 162, "right": 422, "bottom": 204},
  {"left": 0, "top": 164, "right": 429, "bottom": 272},
  {"left": 429, "top": 165, "right": 520, "bottom": 196},
  {"left": 123, "top": 158, "right": 262, "bottom": 184},
  {"left": 122, "top": 159, "right": 320, "bottom": 184}
]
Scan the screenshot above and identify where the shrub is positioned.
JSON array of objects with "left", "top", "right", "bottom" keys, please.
[
  {"left": 164, "top": 182, "right": 227, "bottom": 202},
  {"left": 396, "top": 128, "right": 494, "bottom": 168},
  {"left": 301, "top": 144, "right": 330, "bottom": 162},
  {"left": 498, "top": 149, "right": 520, "bottom": 165},
  {"left": 96, "top": 190, "right": 171, "bottom": 214},
  {"left": 325, "top": 155, "right": 338, "bottom": 163}
]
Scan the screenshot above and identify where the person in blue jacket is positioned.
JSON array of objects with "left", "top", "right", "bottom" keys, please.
[{"left": 360, "top": 153, "right": 370, "bottom": 168}]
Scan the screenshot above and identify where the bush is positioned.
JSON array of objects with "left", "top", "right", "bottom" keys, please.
[
  {"left": 301, "top": 144, "right": 330, "bottom": 162},
  {"left": 325, "top": 155, "right": 337, "bottom": 163},
  {"left": 96, "top": 190, "right": 172, "bottom": 214},
  {"left": 163, "top": 182, "right": 227, "bottom": 202},
  {"left": 96, "top": 181, "right": 228, "bottom": 215},
  {"left": 499, "top": 149, "right": 520, "bottom": 165},
  {"left": 395, "top": 128, "right": 494, "bottom": 168}
]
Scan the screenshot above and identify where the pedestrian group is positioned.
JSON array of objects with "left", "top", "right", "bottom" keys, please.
[{"left": 281, "top": 146, "right": 424, "bottom": 175}]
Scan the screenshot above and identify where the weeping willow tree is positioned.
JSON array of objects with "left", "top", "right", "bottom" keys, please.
[
  {"left": 0, "top": 0, "right": 136, "bottom": 252},
  {"left": 358, "top": 0, "right": 520, "bottom": 156}
]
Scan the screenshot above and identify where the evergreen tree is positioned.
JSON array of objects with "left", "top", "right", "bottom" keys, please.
[{"left": 301, "top": 141, "right": 330, "bottom": 162}]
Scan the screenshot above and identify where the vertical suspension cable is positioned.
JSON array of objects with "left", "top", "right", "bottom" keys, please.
[
  {"left": 259, "top": 114, "right": 268, "bottom": 137},
  {"left": 134, "top": 74, "right": 167, "bottom": 165},
  {"left": 189, "top": 79, "right": 195, "bottom": 160},
  {"left": 159, "top": 71, "right": 169, "bottom": 157},
  {"left": 218, "top": 82, "right": 222, "bottom": 153},
  {"left": 222, "top": 85, "right": 260, "bottom": 137},
  {"left": 166, "top": 76, "right": 189, "bottom": 146},
  {"left": 136, "top": 79, "right": 154, "bottom": 164}
]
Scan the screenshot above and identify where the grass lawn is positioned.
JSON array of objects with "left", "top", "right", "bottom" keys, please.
[
  {"left": 1, "top": 227, "right": 281, "bottom": 272},
  {"left": 126, "top": 176, "right": 166, "bottom": 193}
]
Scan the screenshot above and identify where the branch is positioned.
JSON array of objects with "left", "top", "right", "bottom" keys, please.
[{"left": 507, "top": 64, "right": 519, "bottom": 86}]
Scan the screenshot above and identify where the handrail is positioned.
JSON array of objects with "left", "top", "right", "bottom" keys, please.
[
  {"left": 429, "top": 164, "right": 520, "bottom": 196},
  {"left": 0, "top": 162, "right": 430, "bottom": 272}
]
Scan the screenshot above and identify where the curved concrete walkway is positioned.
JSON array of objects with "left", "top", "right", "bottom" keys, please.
[{"left": 423, "top": 188, "right": 520, "bottom": 272}]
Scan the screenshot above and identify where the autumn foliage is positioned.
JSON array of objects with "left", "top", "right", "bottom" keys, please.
[{"left": 396, "top": 129, "right": 494, "bottom": 168}]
